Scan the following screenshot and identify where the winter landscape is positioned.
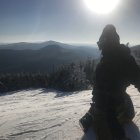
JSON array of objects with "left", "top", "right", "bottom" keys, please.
[
  {"left": 1, "top": 0, "right": 140, "bottom": 140},
  {"left": 0, "top": 86, "right": 140, "bottom": 140},
  {"left": 0, "top": 41, "right": 140, "bottom": 140}
]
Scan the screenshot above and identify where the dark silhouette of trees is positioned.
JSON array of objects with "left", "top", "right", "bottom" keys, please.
[
  {"left": 84, "top": 58, "right": 95, "bottom": 85},
  {"left": 49, "top": 60, "right": 95, "bottom": 91},
  {"left": 0, "top": 59, "right": 95, "bottom": 93},
  {"left": 0, "top": 72, "right": 49, "bottom": 93}
]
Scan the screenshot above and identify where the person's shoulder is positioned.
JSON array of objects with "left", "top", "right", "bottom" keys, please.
[{"left": 119, "top": 44, "right": 131, "bottom": 56}]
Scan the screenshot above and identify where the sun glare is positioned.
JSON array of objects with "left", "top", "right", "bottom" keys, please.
[{"left": 84, "top": 0, "right": 120, "bottom": 14}]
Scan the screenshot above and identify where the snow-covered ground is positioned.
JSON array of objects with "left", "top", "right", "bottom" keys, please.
[{"left": 0, "top": 86, "right": 140, "bottom": 140}]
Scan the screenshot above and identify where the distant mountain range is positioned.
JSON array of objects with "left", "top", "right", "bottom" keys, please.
[
  {"left": 131, "top": 45, "right": 140, "bottom": 65},
  {"left": 131, "top": 45, "right": 140, "bottom": 52},
  {"left": 0, "top": 41, "right": 100, "bottom": 73},
  {"left": 0, "top": 40, "right": 76, "bottom": 50},
  {"left": 0, "top": 41, "right": 139, "bottom": 74}
]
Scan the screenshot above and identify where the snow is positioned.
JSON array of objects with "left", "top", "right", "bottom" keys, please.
[{"left": 0, "top": 86, "right": 140, "bottom": 140}]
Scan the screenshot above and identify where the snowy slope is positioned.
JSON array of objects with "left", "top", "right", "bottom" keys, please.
[{"left": 0, "top": 86, "right": 140, "bottom": 140}]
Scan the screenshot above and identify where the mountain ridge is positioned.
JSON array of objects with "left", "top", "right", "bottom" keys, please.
[
  {"left": 0, "top": 42, "right": 100, "bottom": 73},
  {"left": 0, "top": 40, "right": 82, "bottom": 50},
  {"left": 0, "top": 41, "right": 139, "bottom": 74}
]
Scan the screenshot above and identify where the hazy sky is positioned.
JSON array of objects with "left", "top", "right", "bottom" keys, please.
[{"left": 0, "top": 0, "right": 140, "bottom": 45}]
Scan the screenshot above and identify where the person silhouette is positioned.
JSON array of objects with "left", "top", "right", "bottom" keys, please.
[{"left": 79, "top": 24, "right": 140, "bottom": 140}]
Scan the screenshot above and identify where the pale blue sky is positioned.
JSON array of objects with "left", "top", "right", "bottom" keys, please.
[{"left": 0, "top": 0, "right": 140, "bottom": 45}]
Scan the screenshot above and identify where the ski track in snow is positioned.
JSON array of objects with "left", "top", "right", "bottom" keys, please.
[{"left": 0, "top": 86, "right": 140, "bottom": 140}]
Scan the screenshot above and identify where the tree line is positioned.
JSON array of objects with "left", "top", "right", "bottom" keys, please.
[{"left": 0, "top": 59, "right": 95, "bottom": 93}]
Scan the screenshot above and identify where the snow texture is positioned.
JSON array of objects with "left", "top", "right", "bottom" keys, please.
[{"left": 0, "top": 86, "right": 140, "bottom": 140}]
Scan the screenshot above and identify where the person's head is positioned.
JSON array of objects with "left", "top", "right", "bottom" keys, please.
[
  {"left": 97, "top": 24, "right": 120, "bottom": 51},
  {"left": 102, "top": 24, "right": 116, "bottom": 35}
]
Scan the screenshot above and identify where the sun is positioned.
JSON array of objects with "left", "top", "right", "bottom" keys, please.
[{"left": 84, "top": 0, "right": 120, "bottom": 14}]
